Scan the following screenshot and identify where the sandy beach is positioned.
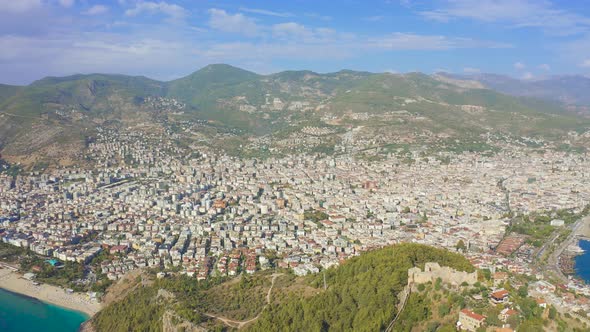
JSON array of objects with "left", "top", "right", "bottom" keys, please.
[{"left": 0, "top": 267, "right": 101, "bottom": 316}]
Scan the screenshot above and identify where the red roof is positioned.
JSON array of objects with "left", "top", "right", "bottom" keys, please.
[
  {"left": 491, "top": 289, "right": 509, "bottom": 299},
  {"left": 461, "top": 309, "right": 486, "bottom": 322},
  {"left": 505, "top": 309, "right": 518, "bottom": 316}
]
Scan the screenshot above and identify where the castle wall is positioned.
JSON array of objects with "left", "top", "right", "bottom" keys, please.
[{"left": 408, "top": 262, "right": 477, "bottom": 286}]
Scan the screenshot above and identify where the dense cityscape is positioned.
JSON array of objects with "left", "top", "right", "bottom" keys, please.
[
  {"left": 3, "top": 1, "right": 590, "bottom": 330},
  {"left": 2, "top": 118, "right": 590, "bottom": 330}
]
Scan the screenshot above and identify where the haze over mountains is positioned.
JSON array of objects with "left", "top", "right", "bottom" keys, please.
[
  {"left": 438, "top": 72, "right": 590, "bottom": 110},
  {"left": 0, "top": 64, "right": 588, "bottom": 167}
]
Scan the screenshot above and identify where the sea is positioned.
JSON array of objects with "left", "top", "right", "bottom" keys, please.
[
  {"left": 0, "top": 287, "right": 88, "bottom": 332},
  {"left": 575, "top": 239, "right": 590, "bottom": 283}
]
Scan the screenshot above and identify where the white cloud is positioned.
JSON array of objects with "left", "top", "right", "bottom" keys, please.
[
  {"left": 0, "top": 32, "right": 198, "bottom": 84},
  {"left": 369, "top": 33, "right": 511, "bottom": 50},
  {"left": 239, "top": 7, "right": 292, "bottom": 18},
  {"left": 538, "top": 63, "right": 551, "bottom": 70},
  {"left": 272, "top": 22, "right": 312, "bottom": 39},
  {"left": 364, "top": 16, "right": 384, "bottom": 22},
  {"left": 563, "top": 35, "right": 590, "bottom": 68},
  {"left": 305, "top": 13, "right": 332, "bottom": 21},
  {"left": 83, "top": 5, "right": 109, "bottom": 16},
  {"left": 421, "top": 0, "right": 590, "bottom": 36},
  {"left": 271, "top": 23, "right": 336, "bottom": 42},
  {"left": 399, "top": 0, "right": 412, "bottom": 8},
  {"left": 59, "top": 0, "right": 75, "bottom": 8},
  {"left": 514, "top": 62, "right": 525, "bottom": 69},
  {"left": 0, "top": 2, "right": 525, "bottom": 85},
  {"left": 208, "top": 8, "right": 259, "bottom": 37},
  {"left": 434, "top": 68, "right": 452, "bottom": 73},
  {"left": 522, "top": 72, "right": 534, "bottom": 79},
  {"left": 125, "top": 1, "right": 187, "bottom": 20},
  {"left": 0, "top": 0, "right": 42, "bottom": 13},
  {"left": 194, "top": 41, "right": 356, "bottom": 61},
  {"left": 463, "top": 67, "right": 480, "bottom": 73}
]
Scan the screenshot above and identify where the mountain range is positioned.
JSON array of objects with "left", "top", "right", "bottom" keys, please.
[
  {"left": 437, "top": 72, "right": 590, "bottom": 112},
  {"left": 0, "top": 64, "right": 589, "bottom": 167}
]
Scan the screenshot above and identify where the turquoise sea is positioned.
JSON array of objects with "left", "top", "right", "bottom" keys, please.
[
  {"left": 575, "top": 239, "right": 590, "bottom": 283},
  {"left": 0, "top": 287, "right": 88, "bottom": 332}
]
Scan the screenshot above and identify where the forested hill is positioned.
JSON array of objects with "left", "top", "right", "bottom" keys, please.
[
  {"left": 91, "top": 243, "right": 473, "bottom": 332},
  {"left": 247, "top": 243, "right": 473, "bottom": 332}
]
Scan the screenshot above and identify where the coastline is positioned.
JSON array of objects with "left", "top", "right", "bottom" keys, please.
[
  {"left": 570, "top": 216, "right": 590, "bottom": 263},
  {"left": 0, "top": 267, "right": 101, "bottom": 316},
  {"left": 558, "top": 216, "right": 590, "bottom": 281},
  {"left": 574, "top": 239, "right": 590, "bottom": 282}
]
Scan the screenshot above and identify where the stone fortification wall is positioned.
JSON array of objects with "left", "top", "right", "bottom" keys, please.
[{"left": 408, "top": 262, "right": 477, "bottom": 286}]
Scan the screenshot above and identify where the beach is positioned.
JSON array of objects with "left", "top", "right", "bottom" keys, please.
[{"left": 0, "top": 267, "right": 101, "bottom": 316}]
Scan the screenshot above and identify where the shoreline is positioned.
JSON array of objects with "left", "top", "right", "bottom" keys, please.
[
  {"left": 572, "top": 239, "right": 590, "bottom": 283},
  {"left": 558, "top": 216, "right": 590, "bottom": 282},
  {"left": 0, "top": 267, "right": 101, "bottom": 317}
]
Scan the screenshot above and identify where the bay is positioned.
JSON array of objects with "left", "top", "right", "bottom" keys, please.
[
  {"left": 0, "top": 287, "right": 88, "bottom": 332},
  {"left": 575, "top": 239, "right": 590, "bottom": 283}
]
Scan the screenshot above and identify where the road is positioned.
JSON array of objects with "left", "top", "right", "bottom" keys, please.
[
  {"left": 544, "top": 216, "right": 590, "bottom": 284},
  {"left": 205, "top": 273, "right": 283, "bottom": 330}
]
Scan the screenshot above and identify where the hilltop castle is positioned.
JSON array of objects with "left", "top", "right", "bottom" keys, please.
[{"left": 408, "top": 262, "right": 477, "bottom": 286}]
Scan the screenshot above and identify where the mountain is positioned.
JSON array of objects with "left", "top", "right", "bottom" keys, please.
[
  {"left": 437, "top": 72, "right": 590, "bottom": 110},
  {"left": 167, "top": 64, "right": 260, "bottom": 104},
  {"left": 1, "top": 74, "right": 165, "bottom": 117},
  {"left": 0, "top": 84, "right": 22, "bottom": 104},
  {"left": 0, "top": 65, "right": 589, "bottom": 167}
]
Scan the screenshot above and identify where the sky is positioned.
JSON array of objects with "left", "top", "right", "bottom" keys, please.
[{"left": 2, "top": 0, "right": 590, "bottom": 85}]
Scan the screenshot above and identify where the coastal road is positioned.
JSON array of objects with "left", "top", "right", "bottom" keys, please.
[
  {"left": 536, "top": 217, "right": 581, "bottom": 261},
  {"left": 544, "top": 216, "right": 590, "bottom": 283}
]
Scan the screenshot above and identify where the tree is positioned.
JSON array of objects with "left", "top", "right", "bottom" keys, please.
[
  {"left": 438, "top": 325, "right": 455, "bottom": 332},
  {"left": 507, "top": 313, "right": 521, "bottom": 328},
  {"left": 438, "top": 303, "right": 450, "bottom": 316},
  {"left": 480, "top": 269, "right": 491, "bottom": 281},
  {"left": 548, "top": 306, "right": 557, "bottom": 320},
  {"left": 456, "top": 240, "right": 467, "bottom": 251}
]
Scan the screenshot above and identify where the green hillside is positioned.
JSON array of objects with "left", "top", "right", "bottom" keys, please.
[
  {"left": 167, "top": 64, "right": 261, "bottom": 104},
  {"left": 248, "top": 243, "right": 473, "bottom": 332},
  {"left": 91, "top": 243, "right": 473, "bottom": 332},
  {"left": 0, "top": 84, "right": 22, "bottom": 104},
  {"left": 0, "top": 64, "right": 589, "bottom": 164},
  {"left": 1, "top": 74, "right": 165, "bottom": 117}
]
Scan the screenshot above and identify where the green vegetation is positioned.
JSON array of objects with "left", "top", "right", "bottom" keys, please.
[
  {"left": 91, "top": 244, "right": 472, "bottom": 332},
  {"left": 0, "top": 242, "right": 109, "bottom": 292},
  {"left": 204, "top": 274, "right": 269, "bottom": 320},
  {"left": 19, "top": 254, "right": 86, "bottom": 290},
  {"left": 304, "top": 209, "right": 329, "bottom": 222},
  {"left": 93, "top": 272, "right": 273, "bottom": 331},
  {"left": 94, "top": 286, "right": 165, "bottom": 332},
  {"left": 2, "top": 64, "right": 590, "bottom": 164},
  {"left": 510, "top": 206, "right": 590, "bottom": 247},
  {"left": 248, "top": 243, "right": 473, "bottom": 331},
  {"left": 0, "top": 158, "right": 21, "bottom": 176},
  {"left": 0, "top": 241, "right": 26, "bottom": 260}
]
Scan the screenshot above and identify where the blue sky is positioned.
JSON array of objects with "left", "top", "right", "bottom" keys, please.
[{"left": 2, "top": 0, "right": 590, "bottom": 84}]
